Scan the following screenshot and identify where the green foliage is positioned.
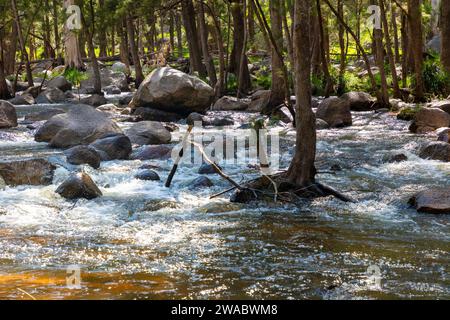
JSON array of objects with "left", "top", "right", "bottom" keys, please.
[
  {"left": 64, "top": 68, "right": 87, "bottom": 88},
  {"left": 397, "top": 105, "right": 423, "bottom": 121},
  {"left": 422, "top": 56, "right": 450, "bottom": 97}
]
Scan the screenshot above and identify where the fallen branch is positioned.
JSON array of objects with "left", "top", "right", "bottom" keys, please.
[
  {"left": 190, "top": 141, "right": 243, "bottom": 190},
  {"left": 165, "top": 125, "right": 194, "bottom": 188}
]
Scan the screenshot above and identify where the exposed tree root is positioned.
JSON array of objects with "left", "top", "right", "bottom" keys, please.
[{"left": 230, "top": 174, "right": 356, "bottom": 204}]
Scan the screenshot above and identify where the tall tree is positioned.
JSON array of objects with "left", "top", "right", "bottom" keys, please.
[
  {"left": 442, "top": 0, "right": 450, "bottom": 75},
  {"left": 11, "top": 0, "right": 33, "bottom": 87},
  {"left": 268, "top": 0, "right": 287, "bottom": 107},
  {"left": 180, "top": 0, "right": 206, "bottom": 76},
  {"left": 126, "top": 13, "right": 144, "bottom": 87},
  {"left": 286, "top": 0, "right": 316, "bottom": 187},
  {"left": 64, "top": 0, "right": 84, "bottom": 70},
  {"left": 407, "top": 0, "right": 425, "bottom": 101},
  {"left": 229, "top": 0, "right": 251, "bottom": 94}
]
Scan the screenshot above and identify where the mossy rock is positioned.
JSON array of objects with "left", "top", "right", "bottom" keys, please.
[{"left": 397, "top": 105, "right": 423, "bottom": 121}]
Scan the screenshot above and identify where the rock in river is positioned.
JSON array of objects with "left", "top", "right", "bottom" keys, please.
[
  {"left": 65, "top": 145, "right": 101, "bottom": 169},
  {"left": 409, "top": 187, "right": 450, "bottom": 214},
  {"left": 316, "top": 97, "right": 352, "bottom": 128},
  {"left": 129, "top": 67, "right": 214, "bottom": 116},
  {"left": 418, "top": 141, "right": 450, "bottom": 162},
  {"left": 0, "top": 100, "right": 18, "bottom": 128},
  {"left": 56, "top": 172, "right": 102, "bottom": 200},
  {"left": 0, "top": 159, "right": 56, "bottom": 186},
  {"left": 89, "top": 134, "right": 132, "bottom": 161},
  {"left": 135, "top": 170, "right": 160, "bottom": 181},
  {"left": 409, "top": 108, "right": 450, "bottom": 134},
  {"left": 125, "top": 121, "right": 171, "bottom": 146},
  {"left": 34, "top": 104, "right": 123, "bottom": 148}
]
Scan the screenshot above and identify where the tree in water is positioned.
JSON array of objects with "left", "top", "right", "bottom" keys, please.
[{"left": 285, "top": 0, "right": 316, "bottom": 188}]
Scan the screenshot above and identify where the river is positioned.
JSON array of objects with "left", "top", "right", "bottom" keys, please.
[{"left": 0, "top": 103, "right": 448, "bottom": 299}]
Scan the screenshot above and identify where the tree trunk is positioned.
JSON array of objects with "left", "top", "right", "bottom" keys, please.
[
  {"left": 391, "top": 3, "right": 400, "bottom": 63},
  {"left": 126, "top": 14, "right": 144, "bottom": 87},
  {"left": 198, "top": 2, "right": 217, "bottom": 88},
  {"left": 0, "top": 32, "right": 11, "bottom": 100},
  {"left": 53, "top": 0, "right": 63, "bottom": 65},
  {"left": 208, "top": 0, "right": 226, "bottom": 99},
  {"left": 181, "top": 0, "right": 206, "bottom": 76},
  {"left": 269, "top": 0, "right": 287, "bottom": 107},
  {"left": 374, "top": 19, "right": 389, "bottom": 106},
  {"left": 83, "top": 0, "right": 102, "bottom": 94},
  {"left": 4, "top": 18, "right": 18, "bottom": 75},
  {"left": 380, "top": 0, "right": 401, "bottom": 99},
  {"left": 229, "top": 0, "right": 251, "bottom": 94},
  {"left": 407, "top": 0, "right": 425, "bottom": 102},
  {"left": 64, "top": 0, "right": 84, "bottom": 70},
  {"left": 98, "top": 0, "right": 108, "bottom": 57},
  {"left": 11, "top": 0, "right": 33, "bottom": 86},
  {"left": 175, "top": 12, "right": 183, "bottom": 58},
  {"left": 169, "top": 11, "right": 175, "bottom": 55},
  {"left": 119, "top": 21, "right": 130, "bottom": 68},
  {"left": 337, "top": 0, "right": 346, "bottom": 93},
  {"left": 316, "top": 0, "right": 334, "bottom": 97},
  {"left": 442, "top": 0, "right": 450, "bottom": 74},
  {"left": 287, "top": 0, "right": 316, "bottom": 186}
]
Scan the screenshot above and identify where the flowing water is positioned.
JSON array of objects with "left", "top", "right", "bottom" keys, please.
[{"left": 0, "top": 104, "right": 448, "bottom": 300}]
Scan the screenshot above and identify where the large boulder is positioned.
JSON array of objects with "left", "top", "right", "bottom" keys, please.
[
  {"left": 428, "top": 100, "right": 450, "bottom": 114},
  {"left": 340, "top": 91, "right": 376, "bottom": 111},
  {"left": 80, "top": 94, "right": 107, "bottom": 107},
  {"left": 111, "top": 62, "right": 130, "bottom": 75},
  {"left": 35, "top": 87, "right": 66, "bottom": 104},
  {"left": 125, "top": 121, "right": 171, "bottom": 146},
  {"left": 409, "top": 108, "right": 450, "bottom": 134},
  {"left": 0, "top": 100, "right": 18, "bottom": 128},
  {"left": 316, "top": 97, "right": 352, "bottom": 127},
  {"left": 90, "top": 134, "right": 132, "bottom": 161},
  {"left": 34, "top": 104, "right": 123, "bottom": 148},
  {"left": 8, "top": 93, "right": 35, "bottom": 105},
  {"left": 248, "top": 90, "right": 271, "bottom": 113},
  {"left": 80, "top": 68, "right": 129, "bottom": 92},
  {"left": 0, "top": 159, "right": 55, "bottom": 186},
  {"left": 24, "top": 108, "right": 65, "bottom": 122},
  {"left": 409, "top": 187, "right": 450, "bottom": 214},
  {"left": 132, "top": 107, "right": 182, "bottom": 122},
  {"left": 64, "top": 145, "right": 101, "bottom": 169},
  {"left": 419, "top": 141, "right": 450, "bottom": 162},
  {"left": 130, "top": 145, "right": 172, "bottom": 160},
  {"left": 129, "top": 67, "right": 214, "bottom": 116},
  {"left": 46, "top": 76, "right": 72, "bottom": 92},
  {"left": 56, "top": 172, "right": 102, "bottom": 200},
  {"left": 212, "top": 96, "right": 249, "bottom": 111}
]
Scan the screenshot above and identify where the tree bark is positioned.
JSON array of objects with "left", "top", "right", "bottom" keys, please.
[
  {"left": 126, "top": 14, "right": 145, "bottom": 87},
  {"left": 83, "top": 0, "right": 102, "bottom": 94},
  {"left": 407, "top": 0, "right": 425, "bottom": 102},
  {"left": 229, "top": 0, "right": 251, "bottom": 94},
  {"left": 175, "top": 12, "right": 183, "bottom": 58},
  {"left": 442, "top": 0, "right": 450, "bottom": 74},
  {"left": 198, "top": 2, "right": 217, "bottom": 88},
  {"left": 64, "top": 0, "right": 84, "bottom": 70},
  {"left": 380, "top": 0, "right": 401, "bottom": 99},
  {"left": 287, "top": 0, "right": 316, "bottom": 186},
  {"left": 269, "top": 0, "right": 287, "bottom": 107},
  {"left": 181, "top": 0, "right": 206, "bottom": 76},
  {"left": 98, "top": 0, "right": 108, "bottom": 57},
  {"left": 11, "top": 0, "right": 33, "bottom": 86}
]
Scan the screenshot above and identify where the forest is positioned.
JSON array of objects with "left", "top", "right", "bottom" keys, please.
[{"left": 0, "top": 0, "right": 449, "bottom": 300}]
